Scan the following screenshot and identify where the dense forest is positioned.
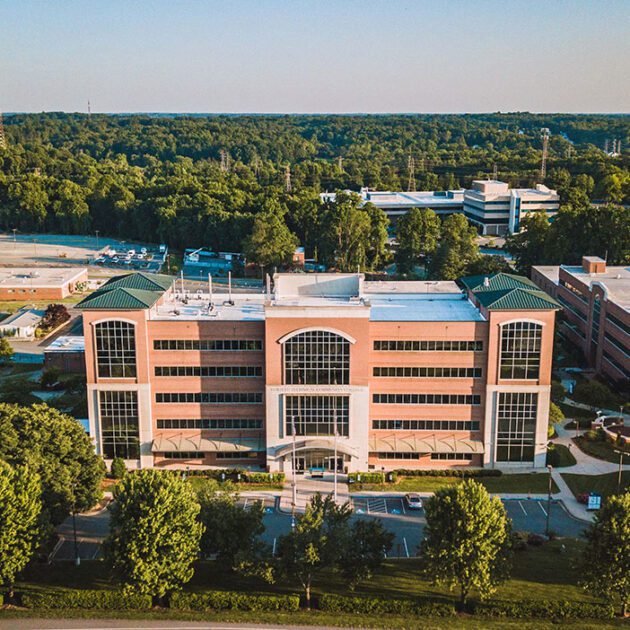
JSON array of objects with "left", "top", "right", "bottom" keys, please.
[{"left": 0, "top": 113, "right": 628, "bottom": 270}]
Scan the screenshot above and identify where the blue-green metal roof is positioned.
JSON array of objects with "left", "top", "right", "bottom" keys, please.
[
  {"left": 76, "top": 287, "right": 163, "bottom": 310},
  {"left": 460, "top": 273, "right": 538, "bottom": 292},
  {"left": 473, "top": 287, "right": 560, "bottom": 311},
  {"left": 99, "top": 272, "right": 173, "bottom": 293}
]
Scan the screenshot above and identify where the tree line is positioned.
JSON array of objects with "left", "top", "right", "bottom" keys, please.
[{"left": 0, "top": 113, "right": 628, "bottom": 262}]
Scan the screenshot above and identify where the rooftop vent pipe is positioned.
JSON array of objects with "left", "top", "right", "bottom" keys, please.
[{"left": 483, "top": 276, "right": 490, "bottom": 288}]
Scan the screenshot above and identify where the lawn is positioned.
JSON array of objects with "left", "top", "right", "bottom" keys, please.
[
  {"left": 573, "top": 436, "right": 630, "bottom": 464},
  {"left": 351, "top": 473, "right": 559, "bottom": 494},
  {"left": 0, "top": 295, "right": 84, "bottom": 315},
  {"left": 561, "top": 471, "right": 630, "bottom": 500},
  {"left": 14, "top": 539, "right": 594, "bottom": 605},
  {"left": 546, "top": 443, "right": 577, "bottom": 468}
]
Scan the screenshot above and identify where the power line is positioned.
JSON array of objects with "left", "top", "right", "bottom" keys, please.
[
  {"left": 0, "top": 111, "right": 6, "bottom": 150},
  {"left": 407, "top": 155, "right": 416, "bottom": 191},
  {"left": 540, "top": 127, "right": 550, "bottom": 180}
]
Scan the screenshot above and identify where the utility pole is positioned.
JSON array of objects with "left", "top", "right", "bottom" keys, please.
[
  {"left": 285, "top": 164, "right": 292, "bottom": 193},
  {"left": 540, "top": 128, "right": 550, "bottom": 181},
  {"left": 87, "top": 100, "right": 91, "bottom": 116},
  {"left": 0, "top": 111, "right": 6, "bottom": 150},
  {"left": 407, "top": 155, "right": 416, "bottom": 192},
  {"left": 493, "top": 163, "right": 498, "bottom": 180},
  {"left": 614, "top": 450, "right": 625, "bottom": 492}
]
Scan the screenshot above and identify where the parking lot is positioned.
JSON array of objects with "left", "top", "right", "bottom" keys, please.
[{"left": 49, "top": 493, "right": 588, "bottom": 562}]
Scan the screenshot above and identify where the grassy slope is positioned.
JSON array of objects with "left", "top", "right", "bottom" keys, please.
[
  {"left": 561, "top": 471, "right": 630, "bottom": 500},
  {"left": 573, "top": 436, "right": 630, "bottom": 464},
  {"left": 352, "top": 474, "right": 559, "bottom": 494}
]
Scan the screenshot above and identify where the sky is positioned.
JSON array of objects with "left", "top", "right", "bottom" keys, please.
[{"left": 1, "top": 0, "right": 629, "bottom": 114}]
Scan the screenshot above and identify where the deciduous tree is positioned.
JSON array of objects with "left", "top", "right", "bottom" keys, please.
[
  {"left": 0, "top": 461, "right": 42, "bottom": 598},
  {"left": 421, "top": 480, "right": 512, "bottom": 607},
  {"left": 395, "top": 207, "right": 440, "bottom": 275},
  {"left": 580, "top": 492, "right": 630, "bottom": 616},
  {"left": 105, "top": 470, "right": 203, "bottom": 602}
]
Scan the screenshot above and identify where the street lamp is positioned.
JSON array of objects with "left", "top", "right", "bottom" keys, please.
[
  {"left": 613, "top": 450, "right": 626, "bottom": 493},
  {"left": 95, "top": 230, "right": 100, "bottom": 251},
  {"left": 333, "top": 413, "right": 339, "bottom": 504},
  {"left": 71, "top": 482, "right": 80, "bottom": 567},
  {"left": 291, "top": 417, "right": 297, "bottom": 529},
  {"left": 545, "top": 465, "right": 553, "bottom": 537}
]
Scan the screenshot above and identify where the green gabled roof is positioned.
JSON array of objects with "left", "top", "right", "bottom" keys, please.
[
  {"left": 76, "top": 287, "right": 162, "bottom": 310},
  {"left": 474, "top": 287, "right": 560, "bottom": 311},
  {"left": 99, "top": 272, "right": 174, "bottom": 293},
  {"left": 460, "top": 273, "right": 538, "bottom": 292}
]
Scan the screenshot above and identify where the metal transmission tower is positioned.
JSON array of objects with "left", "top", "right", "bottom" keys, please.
[
  {"left": 337, "top": 155, "right": 344, "bottom": 172},
  {"left": 285, "top": 164, "right": 292, "bottom": 193},
  {"left": 219, "top": 150, "right": 230, "bottom": 173},
  {"left": 0, "top": 111, "right": 6, "bottom": 150},
  {"left": 407, "top": 155, "right": 416, "bottom": 191},
  {"left": 493, "top": 163, "right": 498, "bottom": 179},
  {"left": 540, "top": 128, "right": 550, "bottom": 180},
  {"left": 88, "top": 100, "right": 91, "bottom": 116},
  {"left": 253, "top": 155, "right": 261, "bottom": 178},
  {"left": 604, "top": 139, "right": 609, "bottom": 154}
]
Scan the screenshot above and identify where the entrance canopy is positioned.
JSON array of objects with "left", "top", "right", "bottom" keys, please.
[
  {"left": 152, "top": 433, "right": 264, "bottom": 453},
  {"left": 273, "top": 439, "right": 358, "bottom": 459},
  {"left": 370, "top": 434, "right": 485, "bottom": 454}
]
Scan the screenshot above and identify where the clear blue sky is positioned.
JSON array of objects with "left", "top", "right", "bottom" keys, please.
[{"left": 1, "top": 0, "right": 629, "bottom": 113}]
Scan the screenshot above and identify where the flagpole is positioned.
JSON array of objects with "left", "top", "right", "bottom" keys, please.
[
  {"left": 333, "top": 405, "right": 338, "bottom": 503},
  {"left": 291, "top": 416, "right": 297, "bottom": 529}
]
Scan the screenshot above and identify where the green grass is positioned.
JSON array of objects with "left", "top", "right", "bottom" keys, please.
[
  {"left": 546, "top": 443, "right": 577, "bottom": 468},
  {"left": 573, "top": 436, "right": 630, "bottom": 464},
  {"left": 0, "top": 295, "right": 84, "bottom": 314},
  {"left": 561, "top": 471, "right": 630, "bottom": 500},
  {"left": 1, "top": 610, "right": 625, "bottom": 629},
  {"left": 352, "top": 474, "right": 559, "bottom": 495},
  {"left": 10, "top": 541, "right": 624, "bottom": 627}
]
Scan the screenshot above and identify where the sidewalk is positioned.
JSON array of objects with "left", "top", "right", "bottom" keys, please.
[{"left": 278, "top": 474, "right": 349, "bottom": 514}]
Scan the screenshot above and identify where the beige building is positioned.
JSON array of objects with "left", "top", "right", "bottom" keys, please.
[
  {"left": 77, "top": 271, "right": 559, "bottom": 472},
  {"left": 0, "top": 267, "right": 87, "bottom": 301}
]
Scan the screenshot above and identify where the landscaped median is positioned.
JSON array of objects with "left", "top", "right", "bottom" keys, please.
[{"left": 348, "top": 470, "right": 560, "bottom": 494}]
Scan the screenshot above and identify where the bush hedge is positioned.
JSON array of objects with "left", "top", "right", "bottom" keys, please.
[
  {"left": 394, "top": 468, "right": 501, "bottom": 478},
  {"left": 22, "top": 590, "right": 152, "bottom": 610},
  {"left": 170, "top": 591, "right": 299, "bottom": 612},
  {"left": 175, "top": 469, "right": 285, "bottom": 484},
  {"left": 319, "top": 594, "right": 456, "bottom": 617},
  {"left": 348, "top": 472, "right": 391, "bottom": 484},
  {"left": 475, "top": 599, "right": 615, "bottom": 620}
]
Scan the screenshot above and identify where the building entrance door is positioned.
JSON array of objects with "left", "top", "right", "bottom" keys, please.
[{"left": 292, "top": 450, "right": 343, "bottom": 473}]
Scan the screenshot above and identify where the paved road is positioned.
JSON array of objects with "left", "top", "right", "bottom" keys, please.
[{"left": 52, "top": 494, "right": 587, "bottom": 562}]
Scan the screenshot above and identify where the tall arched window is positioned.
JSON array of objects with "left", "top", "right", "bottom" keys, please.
[
  {"left": 95, "top": 320, "right": 137, "bottom": 378},
  {"left": 283, "top": 330, "right": 350, "bottom": 385},
  {"left": 500, "top": 321, "right": 542, "bottom": 380}
]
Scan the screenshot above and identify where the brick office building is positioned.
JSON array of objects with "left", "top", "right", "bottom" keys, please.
[
  {"left": 77, "top": 271, "right": 558, "bottom": 472},
  {"left": 532, "top": 256, "right": 630, "bottom": 383},
  {"left": 0, "top": 267, "right": 87, "bottom": 301}
]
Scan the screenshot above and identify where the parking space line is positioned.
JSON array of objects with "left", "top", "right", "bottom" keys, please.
[
  {"left": 401, "top": 499, "right": 406, "bottom": 515},
  {"left": 518, "top": 501, "right": 527, "bottom": 515},
  {"left": 403, "top": 537, "right": 410, "bottom": 558},
  {"left": 539, "top": 502, "right": 547, "bottom": 516},
  {"left": 92, "top": 544, "right": 100, "bottom": 560},
  {"left": 272, "top": 538, "right": 277, "bottom": 556},
  {"left": 243, "top": 498, "right": 248, "bottom": 508}
]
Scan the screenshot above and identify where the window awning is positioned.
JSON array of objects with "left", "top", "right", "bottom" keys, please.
[
  {"left": 369, "top": 434, "right": 485, "bottom": 454},
  {"left": 152, "top": 434, "right": 264, "bottom": 453}
]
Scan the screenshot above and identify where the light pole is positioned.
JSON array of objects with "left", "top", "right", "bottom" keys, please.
[
  {"left": 614, "top": 450, "right": 626, "bottom": 493},
  {"left": 71, "top": 482, "right": 80, "bottom": 567},
  {"left": 95, "top": 230, "right": 100, "bottom": 251},
  {"left": 545, "top": 465, "right": 553, "bottom": 537},
  {"left": 12, "top": 228, "right": 17, "bottom": 250}
]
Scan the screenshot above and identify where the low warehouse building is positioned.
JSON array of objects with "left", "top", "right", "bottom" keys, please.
[
  {"left": 0, "top": 267, "right": 88, "bottom": 301},
  {"left": 0, "top": 308, "right": 45, "bottom": 338}
]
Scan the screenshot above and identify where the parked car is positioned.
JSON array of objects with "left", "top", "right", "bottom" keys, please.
[{"left": 405, "top": 493, "right": 423, "bottom": 510}]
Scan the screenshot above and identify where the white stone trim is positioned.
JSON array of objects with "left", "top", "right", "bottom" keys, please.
[{"left": 276, "top": 326, "right": 357, "bottom": 345}]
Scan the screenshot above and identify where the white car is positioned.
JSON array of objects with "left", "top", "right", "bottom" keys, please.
[{"left": 405, "top": 493, "right": 423, "bottom": 510}]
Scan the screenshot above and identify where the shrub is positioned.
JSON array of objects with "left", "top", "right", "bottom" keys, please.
[
  {"left": 347, "top": 472, "right": 388, "bottom": 484},
  {"left": 170, "top": 591, "right": 299, "bottom": 612},
  {"left": 183, "top": 469, "right": 284, "bottom": 484},
  {"left": 40, "top": 367, "right": 61, "bottom": 389},
  {"left": 475, "top": 599, "right": 614, "bottom": 619},
  {"left": 110, "top": 457, "right": 126, "bottom": 479},
  {"left": 319, "top": 593, "right": 456, "bottom": 617},
  {"left": 527, "top": 533, "right": 545, "bottom": 546},
  {"left": 22, "top": 589, "right": 152, "bottom": 610},
  {"left": 394, "top": 469, "right": 502, "bottom": 478},
  {"left": 511, "top": 531, "right": 528, "bottom": 551}
]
